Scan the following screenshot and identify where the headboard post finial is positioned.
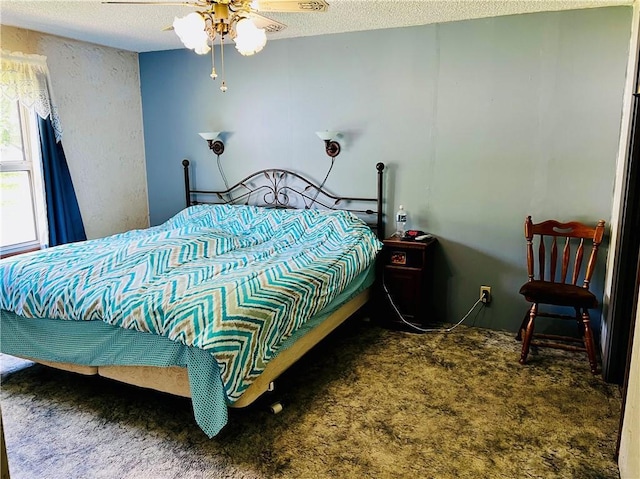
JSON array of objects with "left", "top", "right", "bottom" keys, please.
[
  {"left": 376, "top": 162, "right": 385, "bottom": 239},
  {"left": 183, "top": 159, "right": 191, "bottom": 208}
]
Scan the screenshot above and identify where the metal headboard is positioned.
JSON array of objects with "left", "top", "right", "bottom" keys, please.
[{"left": 182, "top": 159, "right": 385, "bottom": 239}]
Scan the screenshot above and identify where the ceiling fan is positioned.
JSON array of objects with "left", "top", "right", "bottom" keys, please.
[{"left": 104, "top": 0, "right": 330, "bottom": 91}]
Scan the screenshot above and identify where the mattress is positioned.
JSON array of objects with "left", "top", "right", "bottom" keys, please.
[{"left": 1, "top": 264, "right": 376, "bottom": 437}]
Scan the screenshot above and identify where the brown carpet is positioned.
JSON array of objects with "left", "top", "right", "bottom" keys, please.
[{"left": 0, "top": 319, "right": 621, "bottom": 478}]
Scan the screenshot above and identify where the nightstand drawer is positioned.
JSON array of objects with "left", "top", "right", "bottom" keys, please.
[{"left": 386, "top": 248, "right": 425, "bottom": 269}]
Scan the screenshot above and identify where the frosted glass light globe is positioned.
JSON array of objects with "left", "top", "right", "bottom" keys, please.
[
  {"left": 173, "top": 13, "right": 211, "bottom": 55},
  {"left": 234, "top": 18, "right": 267, "bottom": 56}
]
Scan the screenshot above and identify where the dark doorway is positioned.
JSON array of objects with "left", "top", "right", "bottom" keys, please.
[{"left": 602, "top": 92, "right": 640, "bottom": 385}]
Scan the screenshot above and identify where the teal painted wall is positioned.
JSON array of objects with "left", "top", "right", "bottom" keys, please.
[{"left": 140, "top": 7, "right": 632, "bottom": 332}]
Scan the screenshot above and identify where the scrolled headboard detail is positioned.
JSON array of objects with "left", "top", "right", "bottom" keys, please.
[{"left": 182, "top": 159, "right": 385, "bottom": 239}]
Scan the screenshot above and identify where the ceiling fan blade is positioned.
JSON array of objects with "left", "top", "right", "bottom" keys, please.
[
  {"left": 102, "top": 1, "right": 201, "bottom": 6},
  {"left": 249, "top": 12, "right": 287, "bottom": 33},
  {"left": 252, "top": 0, "right": 328, "bottom": 13}
]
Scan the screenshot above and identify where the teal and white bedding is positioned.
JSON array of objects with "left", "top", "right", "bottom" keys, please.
[
  {"left": 1, "top": 265, "right": 375, "bottom": 437},
  {"left": 0, "top": 205, "right": 382, "bottom": 436}
]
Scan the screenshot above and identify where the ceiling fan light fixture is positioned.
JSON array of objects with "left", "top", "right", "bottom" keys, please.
[
  {"left": 173, "top": 13, "right": 210, "bottom": 55},
  {"left": 233, "top": 18, "right": 267, "bottom": 56},
  {"left": 164, "top": 0, "right": 328, "bottom": 90}
]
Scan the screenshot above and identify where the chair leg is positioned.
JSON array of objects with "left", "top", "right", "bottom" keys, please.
[
  {"left": 516, "top": 308, "right": 530, "bottom": 341},
  {"left": 575, "top": 308, "right": 585, "bottom": 335},
  {"left": 519, "top": 303, "right": 537, "bottom": 365},
  {"left": 581, "top": 309, "right": 599, "bottom": 375}
]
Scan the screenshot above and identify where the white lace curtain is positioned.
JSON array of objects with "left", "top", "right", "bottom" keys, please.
[{"left": 0, "top": 50, "right": 63, "bottom": 142}]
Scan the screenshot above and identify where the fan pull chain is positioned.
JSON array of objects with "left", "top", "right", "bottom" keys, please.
[
  {"left": 210, "top": 38, "right": 217, "bottom": 80},
  {"left": 219, "top": 35, "right": 227, "bottom": 92}
]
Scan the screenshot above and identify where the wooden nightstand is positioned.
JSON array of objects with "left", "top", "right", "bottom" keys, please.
[{"left": 382, "top": 236, "right": 437, "bottom": 329}]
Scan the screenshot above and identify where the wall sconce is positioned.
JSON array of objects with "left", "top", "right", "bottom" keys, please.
[
  {"left": 199, "top": 131, "right": 229, "bottom": 190},
  {"left": 315, "top": 131, "right": 341, "bottom": 158},
  {"left": 199, "top": 131, "right": 225, "bottom": 156}
]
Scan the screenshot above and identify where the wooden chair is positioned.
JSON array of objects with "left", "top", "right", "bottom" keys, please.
[{"left": 517, "top": 216, "right": 606, "bottom": 374}]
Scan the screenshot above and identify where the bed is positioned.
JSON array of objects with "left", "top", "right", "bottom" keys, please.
[{"left": 0, "top": 161, "right": 386, "bottom": 437}]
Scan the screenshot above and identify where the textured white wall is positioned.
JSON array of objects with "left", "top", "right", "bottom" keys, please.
[{"left": 0, "top": 26, "right": 148, "bottom": 239}]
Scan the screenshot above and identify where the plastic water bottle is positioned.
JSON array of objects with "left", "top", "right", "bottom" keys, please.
[{"left": 396, "top": 205, "right": 407, "bottom": 237}]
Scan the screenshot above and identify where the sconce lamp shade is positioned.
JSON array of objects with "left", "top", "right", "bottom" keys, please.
[
  {"left": 316, "top": 131, "right": 339, "bottom": 141},
  {"left": 199, "top": 132, "right": 221, "bottom": 141}
]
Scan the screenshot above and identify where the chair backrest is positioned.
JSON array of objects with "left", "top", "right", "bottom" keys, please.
[{"left": 524, "top": 216, "right": 605, "bottom": 289}]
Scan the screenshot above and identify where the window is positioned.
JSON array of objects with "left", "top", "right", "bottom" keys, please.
[{"left": 0, "top": 98, "right": 48, "bottom": 255}]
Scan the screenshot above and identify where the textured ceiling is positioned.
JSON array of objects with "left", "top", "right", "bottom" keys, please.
[{"left": 0, "top": 0, "right": 633, "bottom": 53}]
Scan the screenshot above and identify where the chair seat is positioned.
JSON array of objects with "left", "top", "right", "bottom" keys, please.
[{"left": 519, "top": 280, "right": 598, "bottom": 309}]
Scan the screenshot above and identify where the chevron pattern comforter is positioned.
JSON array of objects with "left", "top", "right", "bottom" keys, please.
[{"left": 0, "top": 205, "right": 382, "bottom": 401}]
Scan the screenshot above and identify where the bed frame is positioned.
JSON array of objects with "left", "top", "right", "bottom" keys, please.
[
  {"left": 182, "top": 159, "right": 385, "bottom": 239},
  {"left": 21, "top": 160, "right": 386, "bottom": 410}
]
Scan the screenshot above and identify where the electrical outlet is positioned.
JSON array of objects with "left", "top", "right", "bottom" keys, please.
[{"left": 480, "top": 286, "right": 491, "bottom": 304}]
